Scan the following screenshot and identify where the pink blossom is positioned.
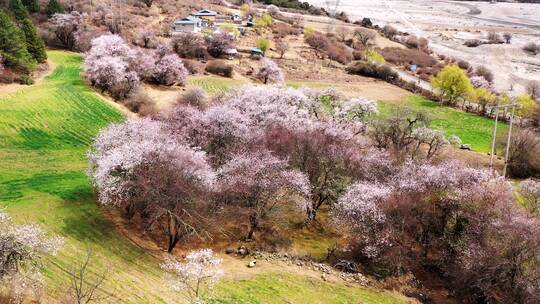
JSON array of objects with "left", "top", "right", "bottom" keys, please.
[
  {"left": 152, "top": 53, "right": 188, "bottom": 86},
  {"left": 257, "top": 58, "right": 284, "bottom": 84}
]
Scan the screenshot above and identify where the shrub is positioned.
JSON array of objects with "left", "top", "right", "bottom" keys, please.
[
  {"left": 379, "top": 47, "right": 437, "bottom": 67},
  {"left": 326, "top": 44, "right": 352, "bottom": 64},
  {"left": 487, "top": 32, "right": 502, "bottom": 44},
  {"left": 177, "top": 87, "right": 207, "bottom": 109},
  {"left": 464, "top": 39, "right": 482, "bottom": 47},
  {"left": 346, "top": 61, "right": 398, "bottom": 82},
  {"left": 122, "top": 89, "right": 156, "bottom": 115},
  {"left": 526, "top": 80, "right": 540, "bottom": 100},
  {"left": 305, "top": 32, "right": 330, "bottom": 57},
  {"left": 457, "top": 59, "right": 471, "bottom": 71},
  {"left": 523, "top": 42, "right": 540, "bottom": 55},
  {"left": 256, "top": 37, "right": 270, "bottom": 55},
  {"left": 364, "top": 49, "right": 385, "bottom": 64},
  {"left": 45, "top": 0, "right": 63, "bottom": 17},
  {"left": 382, "top": 25, "right": 397, "bottom": 39},
  {"left": 474, "top": 65, "right": 494, "bottom": 83},
  {"left": 205, "top": 60, "right": 233, "bottom": 77},
  {"left": 272, "top": 22, "right": 299, "bottom": 38},
  {"left": 503, "top": 32, "right": 512, "bottom": 44},
  {"left": 205, "top": 32, "right": 235, "bottom": 58},
  {"left": 503, "top": 129, "right": 540, "bottom": 178},
  {"left": 172, "top": 33, "right": 207, "bottom": 59}
]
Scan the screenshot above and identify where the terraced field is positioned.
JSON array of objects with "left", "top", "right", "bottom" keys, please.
[
  {"left": 188, "top": 76, "right": 246, "bottom": 94},
  {"left": 0, "top": 51, "right": 412, "bottom": 303}
]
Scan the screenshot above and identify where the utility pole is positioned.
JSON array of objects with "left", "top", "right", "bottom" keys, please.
[
  {"left": 502, "top": 104, "right": 517, "bottom": 178},
  {"left": 488, "top": 102, "right": 521, "bottom": 177}
]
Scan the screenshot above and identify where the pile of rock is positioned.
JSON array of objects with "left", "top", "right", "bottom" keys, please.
[{"left": 224, "top": 247, "right": 370, "bottom": 286}]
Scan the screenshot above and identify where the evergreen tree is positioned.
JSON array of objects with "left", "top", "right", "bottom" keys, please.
[
  {"left": 9, "top": 0, "right": 29, "bottom": 21},
  {"left": 0, "top": 9, "right": 35, "bottom": 71},
  {"left": 22, "top": 0, "right": 39, "bottom": 14},
  {"left": 45, "top": 0, "right": 63, "bottom": 17},
  {"left": 20, "top": 17, "right": 46, "bottom": 62},
  {"left": 8, "top": 0, "right": 47, "bottom": 63}
]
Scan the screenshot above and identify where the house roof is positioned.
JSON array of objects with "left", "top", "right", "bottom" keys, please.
[
  {"left": 175, "top": 16, "right": 202, "bottom": 25},
  {"left": 193, "top": 9, "right": 217, "bottom": 16}
]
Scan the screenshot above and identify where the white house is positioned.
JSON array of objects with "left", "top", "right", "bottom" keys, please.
[
  {"left": 173, "top": 16, "right": 203, "bottom": 33},
  {"left": 192, "top": 9, "right": 218, "bottom": 26}
]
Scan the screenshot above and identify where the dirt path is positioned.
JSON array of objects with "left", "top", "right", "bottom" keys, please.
[{"left": 0, "top": 60, "right": 57, "bottom": 97}]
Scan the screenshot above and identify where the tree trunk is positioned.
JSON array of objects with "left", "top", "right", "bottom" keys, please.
[
  {"left": 246, "top": 212, "right": 259, "bottom": 240},
  {"left": 167, "top": 213, "right": 180, "bottom": 253}
]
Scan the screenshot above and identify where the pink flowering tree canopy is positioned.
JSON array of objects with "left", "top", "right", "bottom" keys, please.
[
  {"left": 88, "top": 118, "right": 216, "bottom": 252},
  {"left": 216, "top": 151, "right": 311, "bottom": 240},
  {"left": 257, "top": 58, "right": 284, "bottom": 84}
]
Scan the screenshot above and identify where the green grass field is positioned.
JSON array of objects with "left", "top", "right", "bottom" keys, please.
[
  {"left": 188, "top": 76, "right": 246, "bottom": 94},
  {"left": 0, "top": 51, "right": 411, "bottom": 303},
  {"left": 378, "top": 96, "right": 508, "bottom": 153}
]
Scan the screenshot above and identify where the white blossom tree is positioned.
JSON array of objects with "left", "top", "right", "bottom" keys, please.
[
  {"left": 216, "top": 151, "right": 311, "bottom": 240},
  {"left": 521, "top": 179, "right": 540, "bottom": 215},
  {"left": 152, "top": 53, "right": 188, "bottom": 86},
  {"left": 161, "top": 249, "right": 223, "bottom": 303},
  {"left": 0, "top": 211, "right": 63, "bottom": 303},
  {"left": 331, "top": 182, "right": 392, "bottom": 258},
  {"left": 84, "top": 34, "right": 140, "bottom": 99},
  {"left": 256, "top": 58, "right": 284, "bottom": 84}
]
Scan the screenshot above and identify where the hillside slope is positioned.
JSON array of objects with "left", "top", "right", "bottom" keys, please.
[{"left": 0, "top": 50, "right": 413, "bottom": 303}]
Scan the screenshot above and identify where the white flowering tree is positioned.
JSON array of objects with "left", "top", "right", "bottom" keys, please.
[
  {"left": 161, "top": 249, "right": 223, "bottom": 303},
  {"left": 216, "top": 151, "right": 311, "bottom": 240},
  {"left": 152, "top": 53, "right": 188, "bottom": 86},
  {"left": 256, "top": 58, "right": 284, "bottom": 84},
  {"left": 521, "top": 179, "right": 540, "bottom": 215},
  {"left": 331, "top": 182, "right": 392, "bottom": 258},
  {"left": 88, "top": 119, "right": 216, "bottom": 252},
  {"left": 0, "top": 211, "right": 63, "bottom": 303},
  {"left": 411, "top": 127, "right": 450, "bottom": 160},
  {"left": 84, "top": 34, "right": 140, "bottom": 100}
]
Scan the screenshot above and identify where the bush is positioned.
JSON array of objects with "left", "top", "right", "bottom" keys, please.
[
  {"left": 346, "top": 61, "right": 398, "bottom": 82},
  {"left": 379, "top": 47, "right": 437, "bottom": 67},
  {"left": 272, "top": 23, "right": 299, "bottom": 38},
  {"left": 172, "top": 33, "right": 207, "bottom": 59},
  {"left": 326, "top": 44, "right": 352, "bottom": 64},
  {"left": 457, "top": 59, "right": 471, "bottom": 71},
  {"left": 487, "top": 32, "right": 502, "bottom": 44},
  {"left": 122, "top": 90, "right": 156, "bottom": 116},
  {"left": 405, "top": 35, "right": 427, "bottom": 49},
  {"left": 474, "top": 65, "right": 494, "bottom": 83},
  {"left": 523, "top": 42, "right": 540, "bottom": 55},
  {"left": 256, "top": 38, "right": 270, "bottom": 54},
  {"left": 502, "top": 129, "right": 540, "bottom": 178},
  {"left": 464, "top": 39, "right": 482, "bottom": 47},
  {"left": 205, "top": 60, "right": 233, "bottom": 77},
  {"left": 45, "top": 0, "right": 63, "bottom": 17},
  {"left": 177, "top": 87, "right": 208, "bottom": 109}
]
